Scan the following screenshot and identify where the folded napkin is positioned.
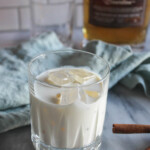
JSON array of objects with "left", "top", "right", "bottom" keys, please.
[{"left": 0, "top": 32, "right": 150, "bottom": 133}]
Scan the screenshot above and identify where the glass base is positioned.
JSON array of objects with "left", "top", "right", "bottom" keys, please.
[{"left": 32, "top": 134, "right": 102, "bottom": 150}]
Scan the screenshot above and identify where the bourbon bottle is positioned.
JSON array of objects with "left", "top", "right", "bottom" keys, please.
[{"left": 83, "top": 0, "right": 150, "bottom": 46}]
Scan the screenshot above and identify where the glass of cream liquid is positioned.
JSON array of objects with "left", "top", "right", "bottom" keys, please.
[{"left": 28, "top": 49, "right": 110, "bottom": 150}]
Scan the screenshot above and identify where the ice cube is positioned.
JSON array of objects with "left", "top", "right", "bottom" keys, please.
[
  {"left": 59, "top": 88, "right": 79, "bottom": 105},
  {"left": 69, "top": 69, "right": 96, "bottom": 84},
  {"left": 79, "top": 88, "right": 88, "bottom": 103},
  {"left": 78, "top": 88, "right": 101, "bottom": 104},
  {"left": 84, "top": 90, "right": 100, "bottom": 99},
  {"left": 46, "top": 70, "right": 73, "bottom": 86}
]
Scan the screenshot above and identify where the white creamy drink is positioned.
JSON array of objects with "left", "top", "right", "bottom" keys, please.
[{"left": 30, "top": 68, "right": 107, "bottom": 149}]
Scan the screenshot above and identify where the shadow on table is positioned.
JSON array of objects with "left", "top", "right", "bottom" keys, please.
[{"left": 0, "top": 126, "right": 34, "bottom": 150}]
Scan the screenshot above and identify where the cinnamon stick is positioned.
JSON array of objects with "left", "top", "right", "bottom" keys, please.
[
  {"left": 113, "top": 124, "right": 150, "bottom": 134},
  {"left": 146, "top": 147, "right": 150, "bottom": 150}
]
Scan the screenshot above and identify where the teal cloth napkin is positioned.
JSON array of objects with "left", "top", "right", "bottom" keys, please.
[{"left": 0, "top": 32, "right": 150, "bottom": 133}]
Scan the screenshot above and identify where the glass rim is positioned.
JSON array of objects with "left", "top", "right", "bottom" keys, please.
[{"left": 28, "top": 49, "right": 110, "bottom": 89}]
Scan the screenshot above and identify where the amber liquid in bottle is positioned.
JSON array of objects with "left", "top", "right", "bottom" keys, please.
[{"left": 83, "top": 0, "right": 150, "bottom": 45}]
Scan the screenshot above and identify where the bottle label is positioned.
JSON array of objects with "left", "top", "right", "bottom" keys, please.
[{"left": 89, "top": 0, "right": 147, "bottom": 28}]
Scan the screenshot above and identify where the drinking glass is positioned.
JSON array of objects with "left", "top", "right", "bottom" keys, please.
[
  {"left": 28, "top": 49, "right": 110, "bottom": 150},
  {"left": 30, "top": 0, "right": 75, "bottom": 44}
]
